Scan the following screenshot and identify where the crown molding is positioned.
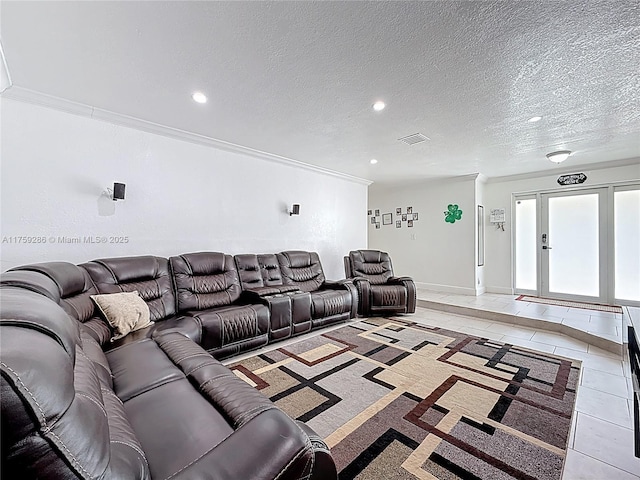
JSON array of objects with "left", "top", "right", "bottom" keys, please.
[
  {"left": 370, "top": 173, "right": 480, "bottom": 192},
  {"left": 486, "top": 158, "right": 640, "bottom": 184},
  {"left": 1, "top": 86, "right": 373, "bottom": 186}
]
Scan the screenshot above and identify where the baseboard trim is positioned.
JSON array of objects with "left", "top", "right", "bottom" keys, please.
[
  {"left": 415, "top": 282, "right": 477, "bottom": 296},
  {"left": 485, "top": 286, "right": 514, "bottom": 295}
]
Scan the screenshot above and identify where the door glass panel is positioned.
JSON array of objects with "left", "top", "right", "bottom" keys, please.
[
  {"left": 515, "top": 199, "right": 537, "bottom": 290},
  {"left": 615, "top": 189, "right": 640, "bottom": 301},
  {"left": 548, "top": 194, "right": 599, "bottom": 296}
]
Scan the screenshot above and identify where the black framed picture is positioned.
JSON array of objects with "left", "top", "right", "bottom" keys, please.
[
  {"left": 396, "top": 208, "right": 402, "bottom": 215},
  {"left": 382, "top": 213, "right": 392, "bottom": 225},
  {"left": 375, "top": 223, "right": 381, "bottom": 229},
  {"left": 375, "top": 209, "right": 380, "bottom": 216},
  {"left": 408, "top": 220, "right": 414, "bottom": 227},
  {"left": 402, "top": 214, "right": 407, "bottom": 221},
  {"left": 367, "top": 209, "right": 372, "bottom": 215},
  {"left": 414, "top": 212, "right": 419, "bottom": 221},
  {"left": 407, "top": 206, "right": 413, "bottom": 214},
  {"left": 396, "top": 221, "right": 401, "bottom": 228},
  {"left": 370, "top": 217, "right": 376, "bottom": 224}
]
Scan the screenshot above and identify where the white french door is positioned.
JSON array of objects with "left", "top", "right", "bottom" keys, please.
[
  {"left": 514, "top": 184, "right": 640, "bottom": 306},
  {"left": 540, "top": 188, "right": 608, "bottom": 303}
]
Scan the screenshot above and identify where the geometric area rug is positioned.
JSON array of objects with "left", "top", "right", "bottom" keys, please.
[{"left": 230, "top": 318, "right": 581, "bottom": 480}]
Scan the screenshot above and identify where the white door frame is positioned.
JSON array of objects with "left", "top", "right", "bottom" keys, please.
[{"left": 513, "top": 181, "right": 640, "bottom": 306}]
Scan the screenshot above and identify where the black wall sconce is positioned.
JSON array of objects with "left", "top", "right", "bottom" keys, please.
[
  {"left": 112, "top": 182, "right": 126, "bottom": 201},
  {"left": 289, "top": 204, "right": 300, "bottom": 216}
]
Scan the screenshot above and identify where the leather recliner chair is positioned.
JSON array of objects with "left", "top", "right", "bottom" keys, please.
[{"left": 344, "top": 249, "right": 416, "bottom": 316}]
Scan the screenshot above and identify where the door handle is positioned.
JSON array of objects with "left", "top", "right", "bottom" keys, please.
[{"left": 542, "top": 246, "right": 552, "bottom": 250}]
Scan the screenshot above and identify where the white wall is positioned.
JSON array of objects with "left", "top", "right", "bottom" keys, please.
[
  {"left": 0, "top": 99, "right": 368, "bottom": 278},
  {"left": 368, "top": 175, "right": 477, "bottom": 294},
  {"left": 484, "top": 162, "right": 640, "bottom": 293}
]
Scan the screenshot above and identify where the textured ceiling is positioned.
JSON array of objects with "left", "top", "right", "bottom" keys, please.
[{"left": 1, "top": 1, "right": 639, "bottom": 184}]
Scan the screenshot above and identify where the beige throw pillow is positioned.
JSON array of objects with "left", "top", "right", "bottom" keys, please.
[{"left": 90, "top": 291, "right": 153, "bottom": 341}]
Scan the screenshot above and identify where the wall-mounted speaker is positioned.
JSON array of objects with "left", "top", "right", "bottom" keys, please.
[{"left": 113, "top": 183, "right": 126, "bottom": 201}]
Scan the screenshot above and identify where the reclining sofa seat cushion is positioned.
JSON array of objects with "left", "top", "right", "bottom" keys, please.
[
  {"left": 277, "top": 250, "right": 356, "bottom": 326},
  {"left": 0, "top": 286, "right": 149, "bottom": 479},
  {"left": 8, "top": 261, "right": 113, "bottom": 344},
  {"left": 170, "top": 252, "right": 269, "bottom": 358},
  {"left": 133, "top": 330, "right": 334, "bottom": 480},
  {"left": 347, "top": 249, "right": 417, "bottom": 315},
  {"left": 235, "top": 253, "right": 312, "bottom": 339},
  {"left": 82, "top": 256, "right": 201, "bottom": 345}
]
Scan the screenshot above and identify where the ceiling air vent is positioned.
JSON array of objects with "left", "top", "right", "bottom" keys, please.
[{"left": 398, "top": 133, "right": 429, "bottom": 145}]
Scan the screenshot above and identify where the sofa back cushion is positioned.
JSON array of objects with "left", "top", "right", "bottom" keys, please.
[
  {"left": 9, "top": 262, "right": 113, "bottom": 344},
  {"left": 277, "top": 251, "right": 325, "bottom": 292},
  {"left": 349, "top": 250, "right": 394, "bottom": 285},
  {"left": 0, "top": 270, "right": 61, "bottom": 302},
  {"left": 259, "top": 253, "right": 289, "bottom": 287},
  {"left": 234, "top": 253, "right": 289, "bottom": 289},
  {"left": 234, "top": 254, "right": 265, "bottom": 290},
  {"left": 83, "top": 256, "right": 176, "bottom": 323},
  {"left": 170, "top": 252, "right": 241, "bottom": 311},
  {"left": 0, "top": 286, "right": 149, "bottom": 479}
]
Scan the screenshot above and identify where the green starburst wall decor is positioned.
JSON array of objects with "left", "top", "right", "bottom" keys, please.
[{"left": 444, "top": 204, "right": 463, "bottom": 223}]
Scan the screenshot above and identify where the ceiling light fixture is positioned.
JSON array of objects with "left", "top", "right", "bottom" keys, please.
[
  {"left": 372, "top": 101, "right": 386, "bottom": 112},
  {"left": 546, "top": 150, "right": 572, "bottom": 164},
  {"left": 370, "top": 159, "right": 378, "bottom": 164},
  {"left": 192, "top": 92, "right": 207, "bottom": 104},
  {"left": 527, "top": 116, "right": 543, "bottom": 123}
]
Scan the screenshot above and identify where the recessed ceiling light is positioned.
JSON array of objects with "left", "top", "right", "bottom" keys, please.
[
  {"left": 546, "top": 150, "right": 572, "bottom": 163},
  {"left": 192, "top": 92, "right": 207, "bottom": 104},
  {"left": 527, "top": 116, "right": 543, "bottom": 123},
  {"left": 370, "top": 159, "right": 378, "bottom": 164},
  {"left": 372, "top": 101, "right": 386, "bottom": 112}
]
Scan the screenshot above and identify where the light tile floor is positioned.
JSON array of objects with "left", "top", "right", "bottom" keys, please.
[
  {"left": 416, "top": 289, "right": 625, "bottom": 356},
  {"left": 226, "top": 293, "right": 639, "bottom": 479},
  {"left": 412, "top": 290, "right": 639, "bottom": 479}
]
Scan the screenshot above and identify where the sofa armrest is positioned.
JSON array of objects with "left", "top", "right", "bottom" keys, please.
[
  {"left": 321, "top": 280, "right": 358, "bottom": 318},
  {"left": 240, "top": 287, "right": 301, "bottom": 305},
  {"left": 388, "top": 277, "right": 417, "bottom": 313},
  {"left": 296, "top": 421, "right": 338, "bottom": 480},
  {"left": 241, "top": 287, "right": 282, "bottom": 301},
  {"left": 170, "top": 408, "right": 332, "bottom": 480},
  {"left": 350, "top": 277, "right": 371, "bottom": 316},
  {"left": 389, "top": 276, "right": 412, "bottom": 283},
  {"left": 151, "top": 315, "right": 203, "bottom": 344},
  {"left": 322, "top": 279, "right": 350, "bottom": 289},
  {"left": 152, "top": 332, "right": 337, "bottom": 480}
]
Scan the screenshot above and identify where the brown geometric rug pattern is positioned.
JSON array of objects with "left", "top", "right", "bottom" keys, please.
[
  {"left": 230, "top": 319, "right": 581, "bottom": 480},
  {"left": 516, "top": 295, "right": 623, "bottom": 314}
]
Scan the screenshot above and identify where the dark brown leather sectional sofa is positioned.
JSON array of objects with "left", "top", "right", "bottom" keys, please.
[{"left": 1, "top": 250, "right": 356, "bottom": 479}]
